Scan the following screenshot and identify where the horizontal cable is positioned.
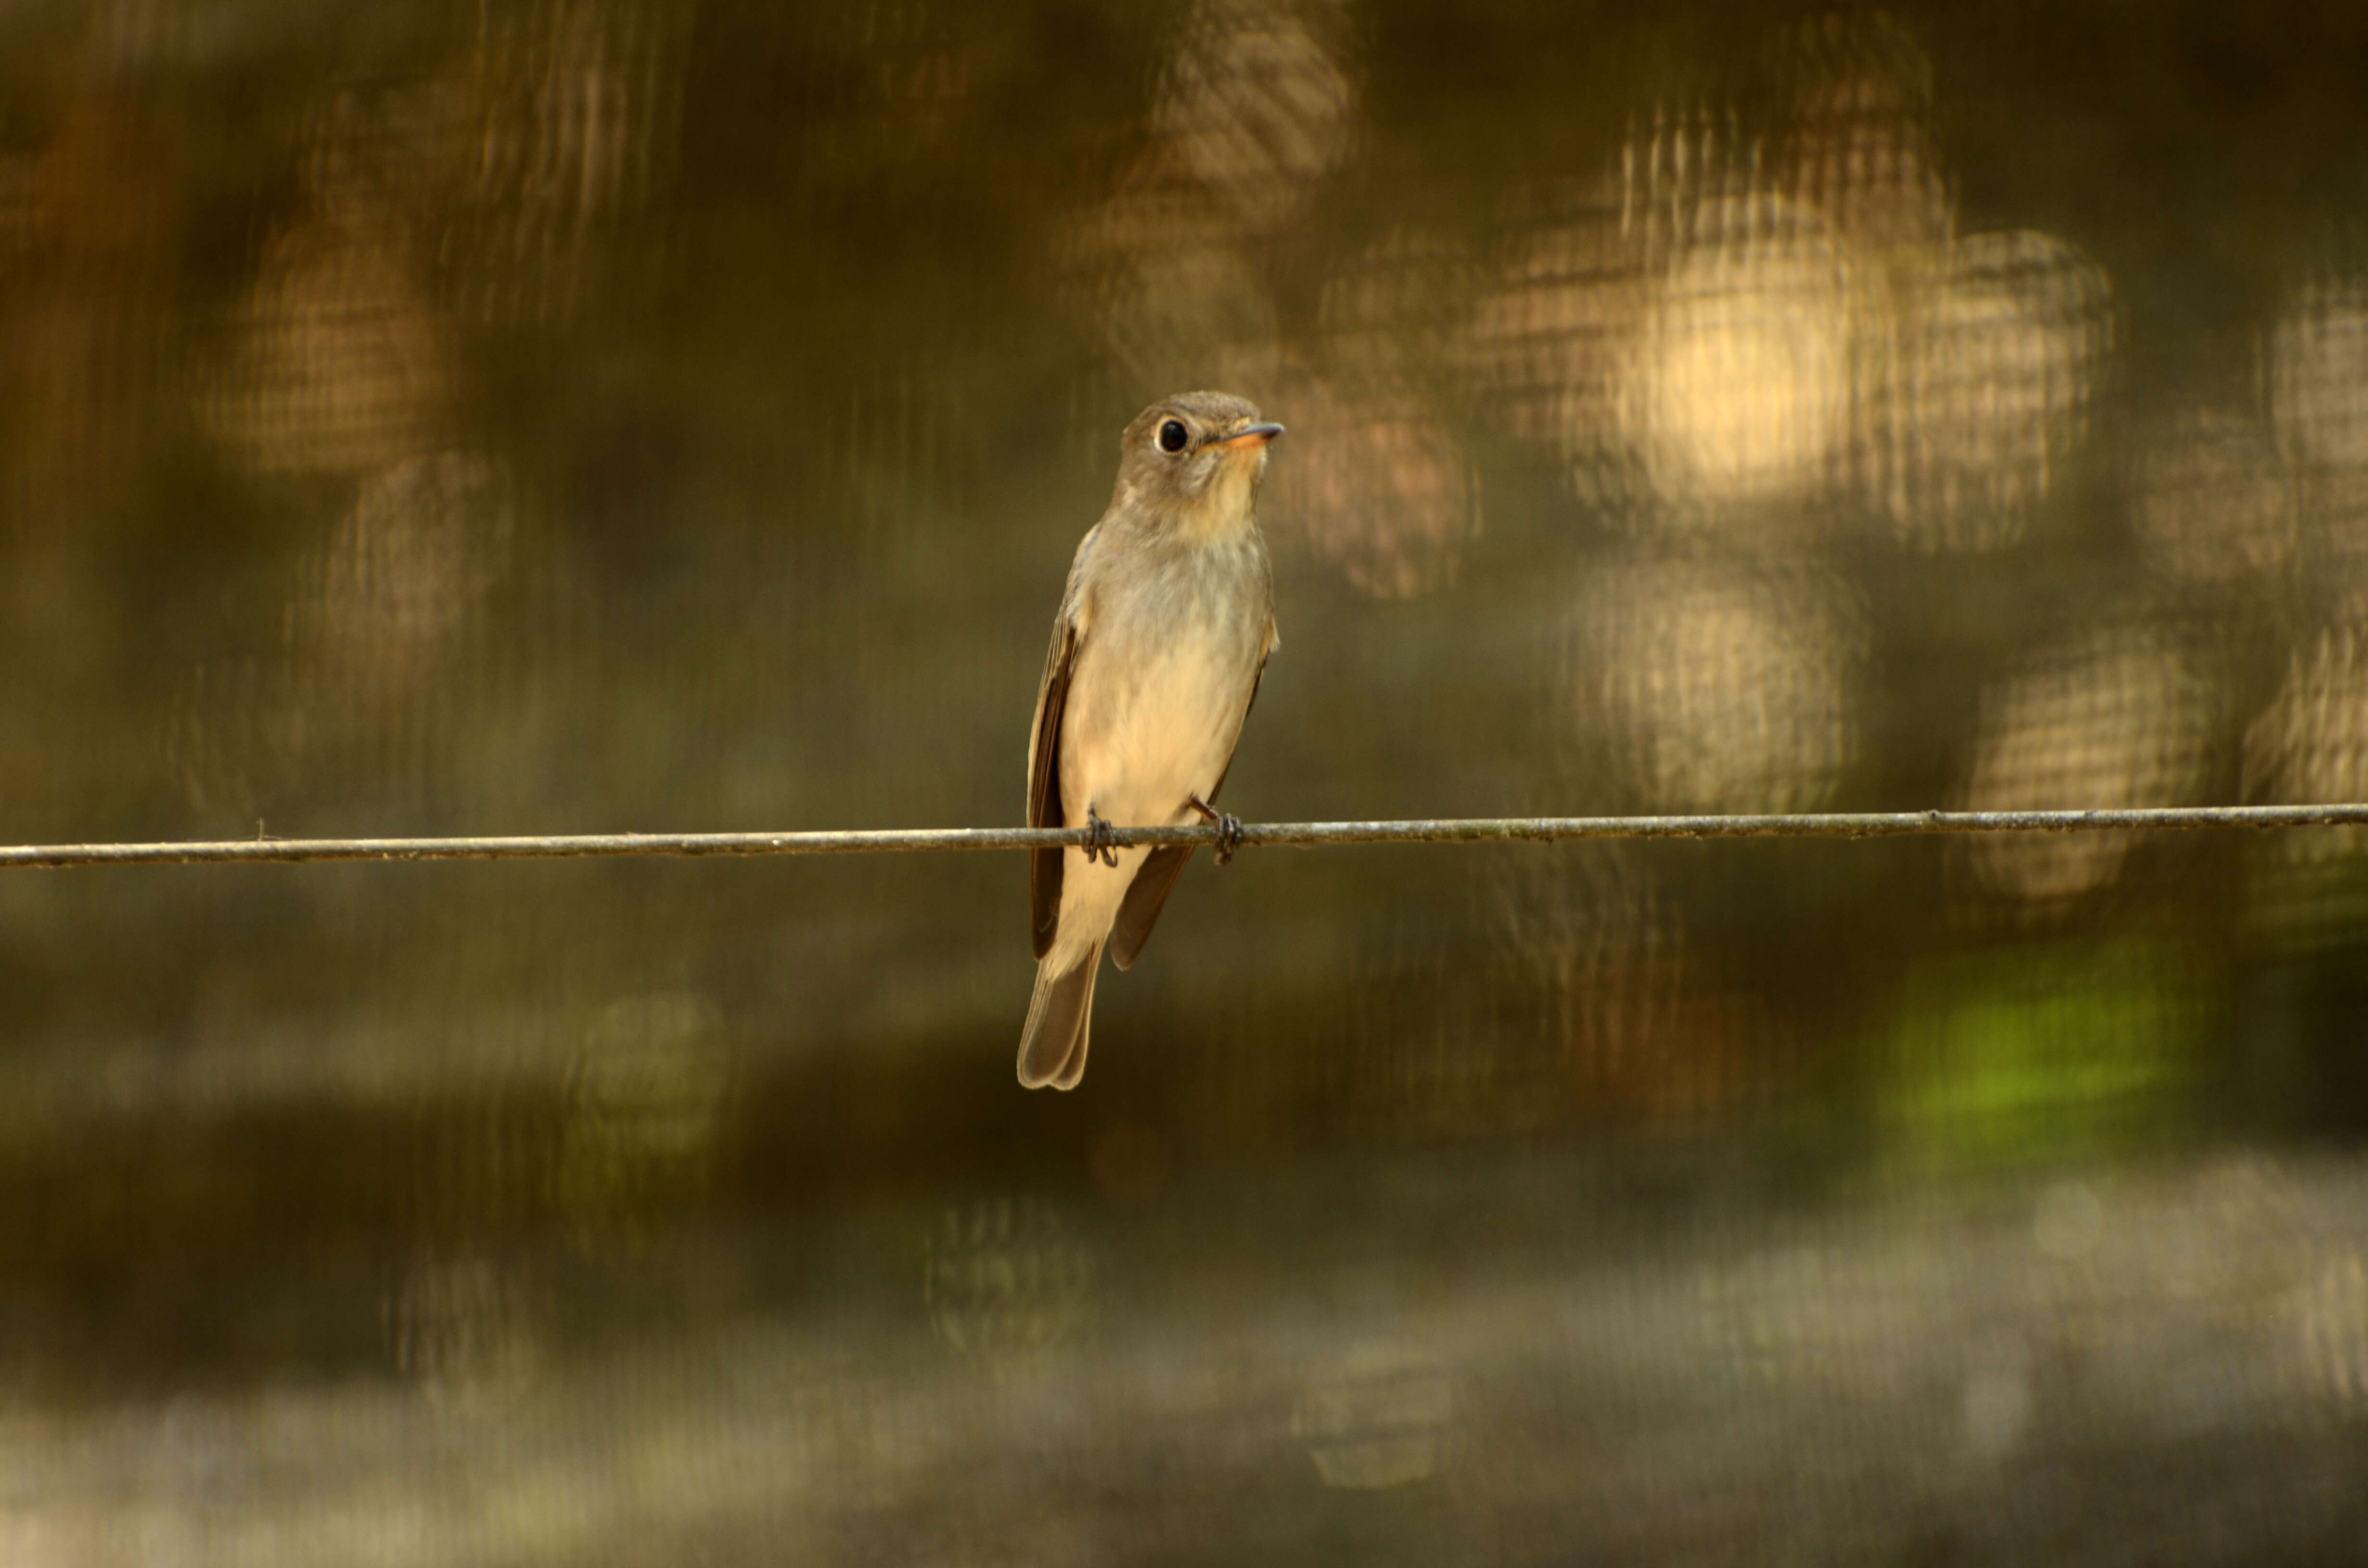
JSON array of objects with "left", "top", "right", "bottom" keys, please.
[{"left": 4, "top": 803, "right": 2368, "bottom": 869}]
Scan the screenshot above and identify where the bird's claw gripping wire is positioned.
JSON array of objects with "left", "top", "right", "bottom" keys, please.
[
  {"left": 1189, "top": 796, "right": 1245, "bottom": 866},
  {"left": 1082, "top": 809, "right": 1121, "bottom": 867}
]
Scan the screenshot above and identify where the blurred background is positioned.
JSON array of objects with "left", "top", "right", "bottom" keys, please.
[{"left": 2, "top": 0, "right": 2368, "bottom": 1560}]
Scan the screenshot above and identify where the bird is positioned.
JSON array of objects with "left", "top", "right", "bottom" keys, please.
[{"left": 1017, "top": 392, "right": 1284, "bottom": 1090}]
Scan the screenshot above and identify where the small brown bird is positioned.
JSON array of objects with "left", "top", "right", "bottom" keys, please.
[{"left": 1018, "top": 392, "right": 1284, "bottom": 1089}]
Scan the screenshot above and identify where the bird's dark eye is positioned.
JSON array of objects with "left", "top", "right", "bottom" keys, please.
[{"left": 1157, "top": 419, "right": 1189, "bottom": 453}]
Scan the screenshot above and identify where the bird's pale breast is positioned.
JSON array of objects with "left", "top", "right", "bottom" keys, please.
[{"left": 1060, "top": 535, "right": 1268, "bottom": 830}]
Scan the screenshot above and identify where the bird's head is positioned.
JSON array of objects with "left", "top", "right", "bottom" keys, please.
[{"left": 1113, "top": 391, "right": 1285, "bottom": 537}]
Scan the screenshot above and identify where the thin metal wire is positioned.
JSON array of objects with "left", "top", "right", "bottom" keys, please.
[{"left": 5, "top": 803, "right": 2368, "bottom": 868}]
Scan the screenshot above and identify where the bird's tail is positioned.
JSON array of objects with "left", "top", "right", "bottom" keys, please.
[{"left": 1017, "top": 941, "right": 1101, "bottom": 1090}]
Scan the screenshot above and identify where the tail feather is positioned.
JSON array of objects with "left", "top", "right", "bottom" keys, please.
[{"left": 1017, "top": 944, "right": 1101, "bottom": 1090}]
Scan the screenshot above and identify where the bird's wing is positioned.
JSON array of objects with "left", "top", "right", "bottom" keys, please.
[
  {"left": 1111, "top": 623, "right": 1273, "bottom": 971},
  {"left": 1027, "top": 614, "right": 1080, "bottom": 958},
  {"left": 1206, "top": 627, "right": 1273, "bottom": 805},
  {"left": 1109, "top": 844, "right": 1189, "bottom": 971}
]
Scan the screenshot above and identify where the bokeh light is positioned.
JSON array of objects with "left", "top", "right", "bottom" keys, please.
[
  {"left": 1856, "top": 230, "right": 2115, "bottom": 551},
  {"left": 1961, "top": 621, "right": 2222, "bottom": 903},
  {"left": 1566, "top": 556, "right": 1864, "bottom": 816},
  {"left": 1619, "top": 196, "right": 1854, "bottom": 514}
]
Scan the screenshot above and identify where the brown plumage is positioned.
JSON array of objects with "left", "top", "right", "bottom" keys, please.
[{"left": 1017, "top": 392, "right": 1283, "bottom": 1089}]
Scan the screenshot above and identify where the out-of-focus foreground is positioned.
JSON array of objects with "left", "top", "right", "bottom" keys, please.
[{"left": 2, "top": 2, "right": 2367, "bottom": 1562}]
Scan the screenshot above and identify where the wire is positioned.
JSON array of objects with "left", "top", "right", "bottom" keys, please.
[{"left": 5, "top": 803, "right": 2368, "bottom": 868}]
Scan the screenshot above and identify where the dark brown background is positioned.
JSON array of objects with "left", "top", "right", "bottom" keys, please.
[{"left": 2, "top": 1, "right": 2366, "bottom": 1561}]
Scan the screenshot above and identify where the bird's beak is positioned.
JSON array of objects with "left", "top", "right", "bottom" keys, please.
[{"left": 1214, "top": 422, "right": 1285, "bottom": 451}]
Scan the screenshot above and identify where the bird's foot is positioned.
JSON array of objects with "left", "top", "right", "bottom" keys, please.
[
  {"left": 1082, "top": 808, "right": 1121, "bottom": 868},
  {"left": 1188, "top": 795, "right": 1244, "bottom": 866}
]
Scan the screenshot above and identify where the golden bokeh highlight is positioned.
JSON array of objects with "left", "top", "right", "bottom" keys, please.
[
  {"left": 1856, "top": 231, "right": 2114, "bottom": 552},
  {"left": 1618, "top": 198, "right": 1853, "bottom": 514},
  {"left": 202, "top": 208, "right": 456, "bottom": 478},
  {"left": 1961, "top": 624, "right": 2220, "bottom": 903},
  {"left": 2246, "top": 614, "right": 2368, "bottom": 863},
  {"left": 1567, "top": 558, "right": 1864, "bottom": 816}
]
